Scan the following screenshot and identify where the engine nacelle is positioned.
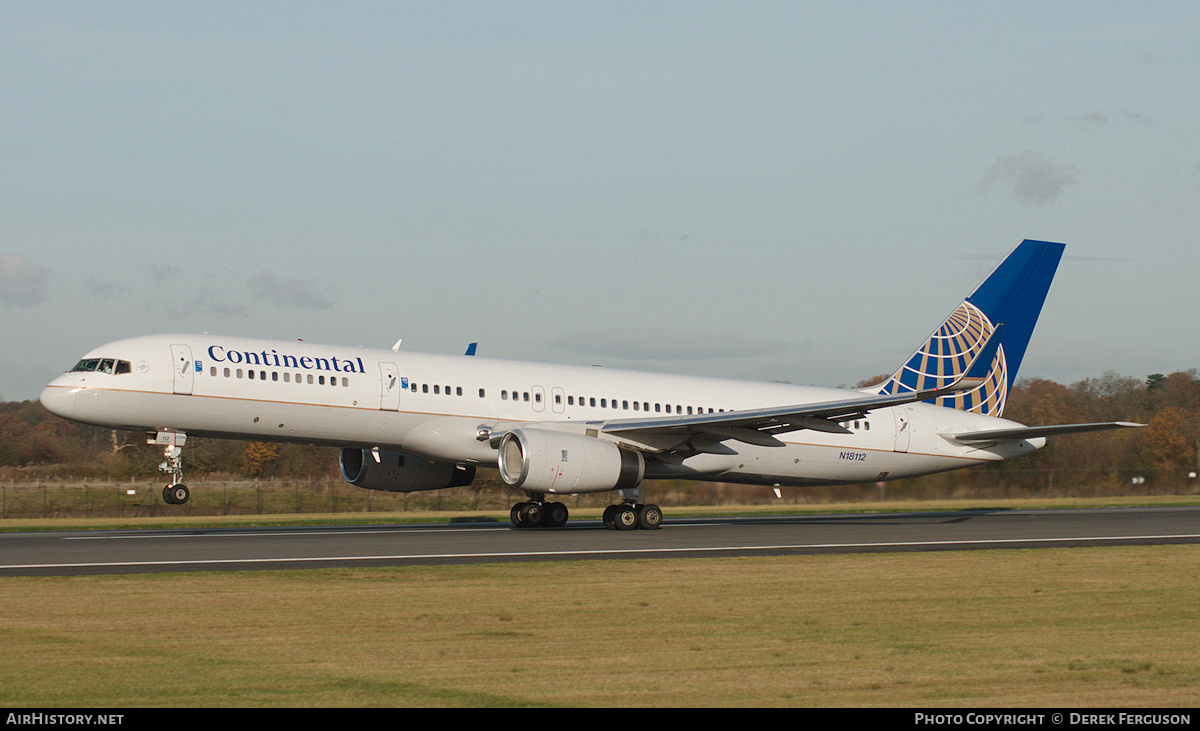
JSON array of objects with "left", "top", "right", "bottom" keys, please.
[
  {"left": 340, "top": 448, "right": 476, "bottom": 493},
  {"left": 497, "top": 428, "right": 644, "bottom": 494}
]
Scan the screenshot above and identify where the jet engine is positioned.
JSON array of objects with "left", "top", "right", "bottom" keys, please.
[
  {"left": 497, "top": 429, "right": 644, "bottom": 494},
  {"left": 340, "top": 448, "right": 476, "bottom": 493}
]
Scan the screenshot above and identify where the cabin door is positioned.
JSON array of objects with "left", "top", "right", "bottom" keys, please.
[
  {"left": 379, "top": 362, "right": 401, "bottom": 411},
  {"left": 170, "top": 344, "right": 194, "bottom": 395}
]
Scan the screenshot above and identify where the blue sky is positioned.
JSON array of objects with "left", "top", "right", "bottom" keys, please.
[{"left": 2, "top": 2, "right": 1198, "bottom": 400}]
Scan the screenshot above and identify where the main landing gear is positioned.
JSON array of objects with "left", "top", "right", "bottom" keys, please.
[
  {"left": 602, "top": 502, "right": 662, "bottom": 531},
  {"left": 151, "top": 431, "right": 190, "bottom": 505},
  {"left": 510, "top": 499, "right": 570, "bottom": 529},
  {"left": 508, "top": 493, "right": 662, "bottom": 530}
]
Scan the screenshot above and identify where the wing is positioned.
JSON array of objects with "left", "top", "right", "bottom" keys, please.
[
  {"left": 600, "top": 372, "right": 999, "bottom": 452},
  {"left": 596, "top": 324, "right": 1005, "bottom": 450}
]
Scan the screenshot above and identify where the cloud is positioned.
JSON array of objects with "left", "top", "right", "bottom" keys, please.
[
  {"left": 148, "top": 264, "right": 182, "bottom": 281},
  {"left": 247, "top": 271, "right": 334, "bottom": 310},
  {"left": 161, "top": 287, "right": 250, "bottom": 320},
  {"left": 1072, "top": 111, "right": 1110, "bottom": 127},
  {"left": 0, "top": 253, "right": 49, "bottom": 307},
  {"left": 556, "top": 327, "right": 792, "bottom": 361},
  {"left": 980, "top": 151, "right": 1077, "bottom": 208},
  {"left": 85, "top": 277, "right": 123, "bottom": 300}
]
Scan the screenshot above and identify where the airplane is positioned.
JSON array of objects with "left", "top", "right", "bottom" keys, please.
[{"left": 39, "top": 239, "right": 1140, "bottom": 530}]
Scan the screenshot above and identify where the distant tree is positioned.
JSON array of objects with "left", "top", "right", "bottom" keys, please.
[
  {"left": 854, "top": 374, "right": 891, "bottom": 389},
  {"left": 245, "top": 442, "right": 281, "bottom": 477}
]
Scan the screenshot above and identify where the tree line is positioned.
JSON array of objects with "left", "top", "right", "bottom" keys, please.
[{"left": 2, "top": 370, "right": 1198, "bottom": 496}]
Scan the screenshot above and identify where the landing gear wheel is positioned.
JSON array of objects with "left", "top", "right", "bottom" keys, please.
[
  {"left": 517, "top": 502, "right": 543, "bottom": 528},
  {"left": 613, "top": 505, "right": 638, "bottom": 530},
  {"left": 602, "top": 505, "right": 618, "bottom": 529},
  {"left": 637, "top": 503, "right": 662, "bottom": 530},
  {"left": 544, "top": 502, "right": 569, "bottom": 528},
  {"left": 163, "top": 484, "right": 189, "bottom": 505}
]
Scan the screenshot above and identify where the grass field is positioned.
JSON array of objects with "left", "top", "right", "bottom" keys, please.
[{"left": 2, "top": 542, "right": 1199, "bottom": 707}]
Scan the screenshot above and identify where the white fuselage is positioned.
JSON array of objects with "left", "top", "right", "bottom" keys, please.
[{"left": 40, "top": 333, "right": 1042, "bottom": 490}]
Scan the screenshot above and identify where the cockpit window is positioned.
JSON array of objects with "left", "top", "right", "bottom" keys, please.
[{"left": 71, "top": 358, "right": 132, "bottom": 374}]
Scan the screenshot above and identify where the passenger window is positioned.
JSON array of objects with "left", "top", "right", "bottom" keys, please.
[
  {"left": 210, "top": 367, "right": 217, "bottom": 377},
  {"left": 479, "top": 388, "right": 485, "bottom": 398}
]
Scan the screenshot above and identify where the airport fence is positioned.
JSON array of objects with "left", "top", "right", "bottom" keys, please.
[{"left": 1, "top": 469, "right": 1198, "bottom": 519}]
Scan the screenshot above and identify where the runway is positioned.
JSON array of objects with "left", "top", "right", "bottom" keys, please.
[{"left": 2, "top": 506, "right": 1198, "bottom": 576}]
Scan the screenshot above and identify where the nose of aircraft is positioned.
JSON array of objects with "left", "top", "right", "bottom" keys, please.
[{"left": 39, "top": 374, "right": 78, "bottom": 420}]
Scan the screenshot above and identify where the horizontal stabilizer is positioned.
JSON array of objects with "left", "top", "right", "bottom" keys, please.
[{"left": 945, "top": 421, "right": 1144, "bottom": 444}]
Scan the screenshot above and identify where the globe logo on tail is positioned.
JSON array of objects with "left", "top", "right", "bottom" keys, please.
[{"left": 877, "top": 301, "right": 1008, "bottom": 416}]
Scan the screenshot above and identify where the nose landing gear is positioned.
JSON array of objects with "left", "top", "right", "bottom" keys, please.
[{"left": 151, "top": 431, "right": 190, "bottom": 505}]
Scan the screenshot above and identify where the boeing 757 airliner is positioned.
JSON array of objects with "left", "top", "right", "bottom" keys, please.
[{"left": 40, "top": 240, "right": 1140, "bottom": 530}]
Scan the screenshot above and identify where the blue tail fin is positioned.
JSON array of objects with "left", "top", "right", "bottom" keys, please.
[{"left": 874, "top": 240, "right": 1064, "bottom": 416}]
